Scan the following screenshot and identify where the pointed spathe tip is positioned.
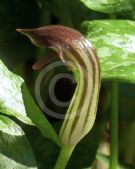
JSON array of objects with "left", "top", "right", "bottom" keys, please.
[
  {"left": 16, "top": 28, "right": 33, "bottom": 35},
  {"left": 16, "top": 28, "right": 23, "bottom": 32},
  {"left": 16, "top": 28, "right": 38, "bottom": 42},
  {"left": 16, "top": 28, "right": 45, "bottom": 47},
  {"left": 16, "top": 28, "right": 25, "bottom": 33}
]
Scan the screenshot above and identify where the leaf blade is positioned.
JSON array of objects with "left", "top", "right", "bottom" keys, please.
[
  {"left": 21, "top": 84, "right": 60, "bottom": 146},
  {"left": 80, "top": 0, "right": 135, "bottom": 14},
  {"left": 0, "top": 60, "right": 32, "bottom": 125},
  {"left": 82, "top": 20, "right": 135, "bottom": 84},
  {"left": 0, "top": 115, "right": 37, "bottom": 169}
]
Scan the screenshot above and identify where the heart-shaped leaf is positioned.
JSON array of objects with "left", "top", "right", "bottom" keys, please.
[
  {"left": 0, "top": 59, "right": 59, "bottom": 145},
  {"left": 21, "top": 83, "right": 60, "bottom": 145},
  {"left": 80, "top": 0, "right": 135, "bottom": 14},
  {"left": 0, "top": 115, "right": 37, "bottom": 169},
  {"left": 0, "top": 60, "right": 32, "bottom": 124},
  {"left": 82, "top": 20, "right": 135, "bottom": 84}
]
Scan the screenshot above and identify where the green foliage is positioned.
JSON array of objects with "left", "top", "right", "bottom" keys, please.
[
  {"left": 21, "top": 84, "right": 59, "bottom": 145},
  {"left": 80, "top": 0, "right": 135, "bottom": 14},
  {"left": 0, "top": 0, "right": 135, "bottom": 169},
  {"left": 0, "top": 115, "right": 37, "bottom": 169},
  {"left": 82, "top": 20, "right": 135, "bottom": 83},
  {"left": 0, "top": 60, "right": 32, "bottom": 125}
]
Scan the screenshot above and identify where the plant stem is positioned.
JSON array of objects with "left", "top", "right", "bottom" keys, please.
[
  {"left": 110, "top": 81, "right": 119, "bottom": 169},
  {"left": 54, "top": 145, "right": 75, "bottom": 169}
]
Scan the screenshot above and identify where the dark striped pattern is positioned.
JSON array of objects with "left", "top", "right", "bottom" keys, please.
[
  {"left": 17, "top": 25, "right": 100, "bottom": 146},
  {"left": 59, "top": 39, "right": 100, "bottom": 145}
]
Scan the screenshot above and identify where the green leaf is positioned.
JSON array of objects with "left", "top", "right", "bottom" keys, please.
[
  {"left": 80, "top": 0, "right": 135, "bottom": 14},
  {"left": 24, "top": 126, "right": 60, "bottom": 169},
  {"left": 21, "top": 84, "right": 60, "bottom": 146},
  {"left": 0, "top": 115, "right": 37, "bottom": 169},
  {"left": 82, "top": 20, "right": 135, "bottom": 84},
  {"left": 0, "top": 60, "right": 32, "bottom": 125}
]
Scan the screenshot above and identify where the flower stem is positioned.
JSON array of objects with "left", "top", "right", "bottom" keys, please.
[
  {"left": 110, "top": 81, "right": 119, "bottom": 169},
  {"left": 54, "top": 145, "right": 75, "bottom": 169}
]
